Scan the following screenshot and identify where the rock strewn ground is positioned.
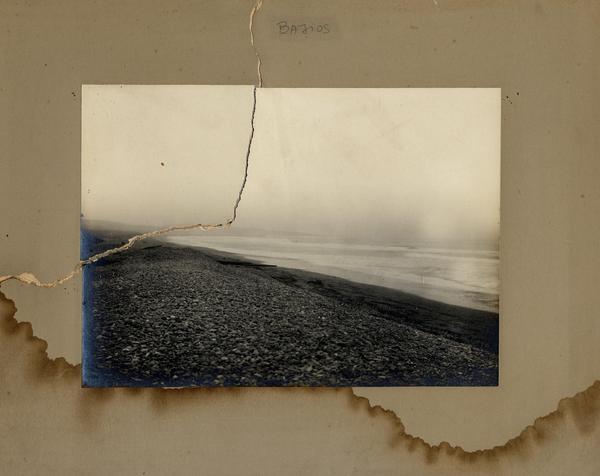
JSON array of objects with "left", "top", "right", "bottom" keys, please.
[{"left": 84, "top": 245, "right": 498, "bottom": 387}]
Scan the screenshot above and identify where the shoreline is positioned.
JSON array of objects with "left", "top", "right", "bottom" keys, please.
[
  {"left": 82, "top": 231, "right": 499, "bottom": 387},
  {"left": 175, "top": 242, "right": 499, "bottom": 354},
  {"left": 162, "top": 236, "right": 499, "bottom": 314}
]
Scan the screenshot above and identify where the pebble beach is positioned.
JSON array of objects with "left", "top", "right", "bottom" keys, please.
[{"left": 83, "top": 243, "right": 498, "bottom": 387}]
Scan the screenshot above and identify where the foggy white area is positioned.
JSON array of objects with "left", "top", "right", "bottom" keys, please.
[
  {"left": 239, "top": 88, "right": 500, "bottom": 246},
  {"left": 82, "top": 86, "right": 500, "bottom": 246},
  {"left": 82, "top": 85, "right": 253, "bottom": 227},
  {"left": 82, "top": 86, "right": 500, "bottom": 311}
]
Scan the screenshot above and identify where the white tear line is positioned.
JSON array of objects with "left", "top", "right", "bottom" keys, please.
[
  {"left": 1, "top": 2, "right": 266, "bottom": 289},
  {"left": 249, "top": 0, "right": 263, "bottom": 87},
  {"left": 0, "top": 84, "right": 258, "bottom": 289}
]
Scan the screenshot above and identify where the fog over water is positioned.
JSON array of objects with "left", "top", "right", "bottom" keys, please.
[
  {"left": 82, "top": 86, "right": 500, "bottom": 247},
  {"left": 82, "top": 86, "right": 500, "bottom": 309},
  {"left": 163, "top": 233, "right": 499, "bottom": 312}
]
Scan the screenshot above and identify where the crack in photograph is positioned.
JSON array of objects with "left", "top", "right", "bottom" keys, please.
[{"left": 81, "top": 85, "right": 500, "bottom": 387}]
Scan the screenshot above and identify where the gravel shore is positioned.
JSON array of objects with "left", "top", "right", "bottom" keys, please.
[{"left": 83, "top": 244, "right": 498, "bottom": 387}]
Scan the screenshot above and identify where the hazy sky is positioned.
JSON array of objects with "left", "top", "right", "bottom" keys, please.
[{"left": 82, "top": 86, "right": 500, "bottom": 244}]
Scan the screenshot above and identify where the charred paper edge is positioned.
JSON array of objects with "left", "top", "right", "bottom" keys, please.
[{"left": 0, "top": 290, "right": 599, "bottom": 463}]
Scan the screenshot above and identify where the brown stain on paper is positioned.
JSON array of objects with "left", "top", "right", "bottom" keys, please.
[{"left": 2, "top": 289, "right": 600, "bottom": 474}]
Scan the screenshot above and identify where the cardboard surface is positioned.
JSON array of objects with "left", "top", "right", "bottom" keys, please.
[{"left": 1, "top": 0, "right": 599, "bottom": 473}]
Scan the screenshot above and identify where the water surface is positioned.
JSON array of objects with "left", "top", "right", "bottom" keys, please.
[{"left": 163, "top": 235, "right": 499, "bottom": 312}]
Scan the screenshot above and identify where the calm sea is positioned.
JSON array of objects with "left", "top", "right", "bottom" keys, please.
[{"left": 162, "top": 235, "right": 499, "bottom": 313}]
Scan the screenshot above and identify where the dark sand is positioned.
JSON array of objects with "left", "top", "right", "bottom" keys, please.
[{"left": 83, "top": 241, "right": 498, "bottom": 387}]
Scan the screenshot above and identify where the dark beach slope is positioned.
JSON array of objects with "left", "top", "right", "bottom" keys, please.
[
  {"left": 207, "top": 248, "right": 499, "bottom": 354},
  {"left": 82, "top": 241, "right": 498, "bottom": 387}
]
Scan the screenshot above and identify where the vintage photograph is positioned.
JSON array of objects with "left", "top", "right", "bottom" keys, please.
[{"left": 81, "top": 86, "right": 500, "bottom": 387}]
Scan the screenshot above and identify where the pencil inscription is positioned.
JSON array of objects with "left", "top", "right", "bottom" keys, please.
[{"left": 277, "top": 21, "right": 330, "bottom": 36}]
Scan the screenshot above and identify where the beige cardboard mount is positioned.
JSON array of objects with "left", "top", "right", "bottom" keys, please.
[{"left": 1, "top": 1, "right": 599, "bottom": 474}]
